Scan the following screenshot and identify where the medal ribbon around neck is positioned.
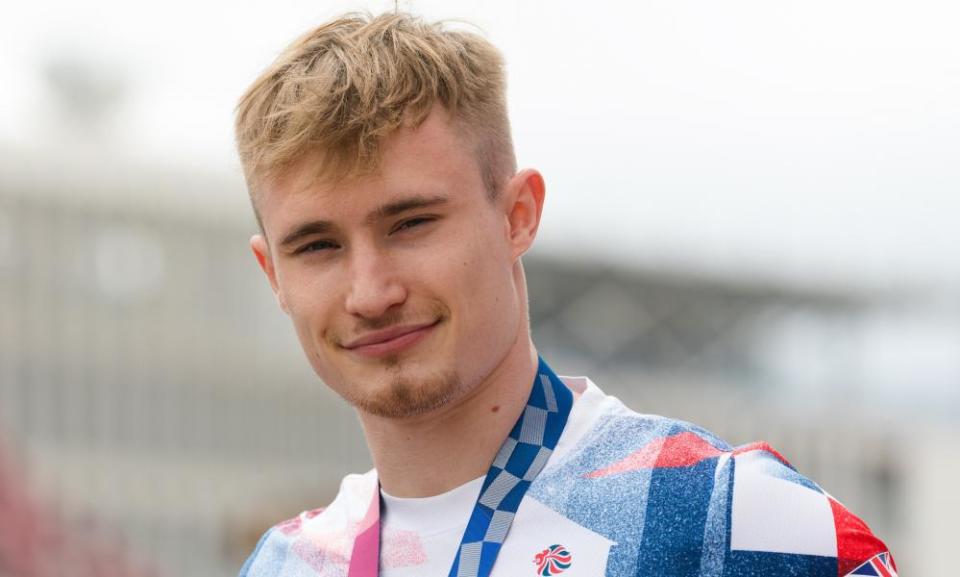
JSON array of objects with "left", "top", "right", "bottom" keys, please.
[{"left": 345, "top": 357, "right": 574, "bottom": 577}]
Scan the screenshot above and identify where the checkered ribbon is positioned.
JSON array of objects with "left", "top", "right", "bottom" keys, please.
[{"left": 447, "top": 357, "right": 573, "bottom": 577}]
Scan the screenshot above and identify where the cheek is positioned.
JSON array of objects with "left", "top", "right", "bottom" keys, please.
[
  {"left": 281, "top": 272, "right": 337, "bottom": 341},
  {"left": 448, "top": 230, "right": 518, "bottom": 327},
  {"left": 285, "top": 284, "right": 345, "bottom": 382}
]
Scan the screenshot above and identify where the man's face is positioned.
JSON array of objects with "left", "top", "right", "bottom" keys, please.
[{"left": 252, "top": 108, "right": 530, "bottom": 419}]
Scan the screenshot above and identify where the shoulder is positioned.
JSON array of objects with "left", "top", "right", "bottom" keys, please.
[
  {"left": 238, "top": 470, "right": 378, "bottom": 577},
  {"left": 548, "top": 385, "right": 897, "bottom": 576},
  {"left": 726, "top": 442, "right": 897, "bottom": 576}
]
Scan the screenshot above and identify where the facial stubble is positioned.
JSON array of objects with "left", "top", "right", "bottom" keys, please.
[
  {"left": 329, "top": 301, "right": 462, "bottom": 418},
  {"left": 350, "top": 363, "right": 463, "bottom": 419}
]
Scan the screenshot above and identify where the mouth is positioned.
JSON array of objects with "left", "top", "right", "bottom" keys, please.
[{"left": 341, "top": 320, "right": 440, "bottom": 359}]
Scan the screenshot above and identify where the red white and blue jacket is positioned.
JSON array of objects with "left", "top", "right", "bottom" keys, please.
[{"left": 239, "top": 376, "right": 896, "bottom": 577}]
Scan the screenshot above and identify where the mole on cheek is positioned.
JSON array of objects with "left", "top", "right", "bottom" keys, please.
[{"left": 491, "top": 405, "right": 500, "bottom": 413}]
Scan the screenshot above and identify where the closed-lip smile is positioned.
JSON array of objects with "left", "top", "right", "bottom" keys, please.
[{"left": 341, "top": 321, "right": 439, "bottom": 357}]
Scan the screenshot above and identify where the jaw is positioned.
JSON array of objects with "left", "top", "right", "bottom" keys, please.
[
  {"left": 364, "top": 312, "right": 537, "bottom": 431},
  {"left": 356, "top": 318, "right": 539, "bottom": 497}
]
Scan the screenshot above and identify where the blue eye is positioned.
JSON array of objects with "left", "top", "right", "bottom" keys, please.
[
  {"left": 295, "top": 240, "right": 338, "bottom": 255},
  {"left": 393, "top": 216, "right": 435, "bottom": 233}
]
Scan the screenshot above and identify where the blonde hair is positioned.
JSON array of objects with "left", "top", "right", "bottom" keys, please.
[{"left": 235, "top": 12, "right": 515, "bottom": 226}]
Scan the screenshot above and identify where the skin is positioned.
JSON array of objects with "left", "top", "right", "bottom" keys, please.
[{"left": 251, "top": 106, "right": 547, "bottom": 497}]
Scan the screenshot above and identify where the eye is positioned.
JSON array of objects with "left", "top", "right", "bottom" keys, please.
[
  {"left": 391, "top": 216, "right": 436, "bottom": 234},
  {"left": 294, "top": 239, "right": 339, "bottom": 255}
]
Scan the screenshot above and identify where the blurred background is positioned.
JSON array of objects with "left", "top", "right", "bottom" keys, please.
[{"left": 1, "top": 0, "right": 958, "bottom": 575}]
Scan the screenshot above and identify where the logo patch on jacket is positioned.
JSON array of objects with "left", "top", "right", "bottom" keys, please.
[{"left": 534, "top": 544, "right": 572, "bottom": 575}]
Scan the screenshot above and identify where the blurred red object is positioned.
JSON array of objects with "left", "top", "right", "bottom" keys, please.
[{"left": 0, "top": 439, "right": 156, "bottom": 577}]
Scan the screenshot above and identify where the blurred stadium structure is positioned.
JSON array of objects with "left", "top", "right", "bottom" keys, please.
[
  {"left": 1, "top": 53, "right": 959, "bottom": 577},
  {"left": 2, "top": 146, "right": 959, "bottom": 577}
]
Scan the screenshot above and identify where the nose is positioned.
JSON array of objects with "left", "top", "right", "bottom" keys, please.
[{"left": 344, "top": 245, "right": 407, "bottom": 319}]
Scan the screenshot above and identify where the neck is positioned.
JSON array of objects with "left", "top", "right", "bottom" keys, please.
[{"left": 359, "top": 335, "right": 538, "bottom": 498}]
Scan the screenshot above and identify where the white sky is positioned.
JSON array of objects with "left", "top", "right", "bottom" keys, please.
[{"left": 2, "top": 0, "right": 959, "bottom": 295}]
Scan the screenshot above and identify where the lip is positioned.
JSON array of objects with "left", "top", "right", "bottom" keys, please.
[{"left": 341, "top": 321, "right": 439, "bottom": 358}]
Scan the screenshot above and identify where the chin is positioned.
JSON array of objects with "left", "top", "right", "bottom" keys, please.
[{"left": 349, "top": 367, "right": 462, "bottom": 419}]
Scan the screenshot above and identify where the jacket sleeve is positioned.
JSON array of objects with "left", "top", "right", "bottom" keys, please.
[
  {"left": 238, "top": 527, "right": 284, "bottom": 577},
  {"left": 722, "top": 442, "right": 897, "bottom": 577}
]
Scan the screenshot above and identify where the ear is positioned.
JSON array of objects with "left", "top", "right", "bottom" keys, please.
[
  {"left": 502, "top": 168, "right": 546, "bottom": 261},
  {"left": 250, "top": 234, "right": 289, "bottom": 314}
]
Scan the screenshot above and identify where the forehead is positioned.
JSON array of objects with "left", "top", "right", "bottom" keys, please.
[{"left": 257, "top": 108, "right": 484, "bottom": 237}]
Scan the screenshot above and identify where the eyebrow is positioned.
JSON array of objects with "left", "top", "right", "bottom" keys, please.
[
  {"left": 365, "top": 194, "right": 449, "bottom": 225},
  {"left": 278, "top": 220, "right": 334, "bottom": 249},
  {"left": 278, "top": 194, "right": 450, "bottom": 249}
]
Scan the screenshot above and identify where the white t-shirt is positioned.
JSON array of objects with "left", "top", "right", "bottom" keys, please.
[
  {"left": 378, "top": 377, "right": 614, "bottom": 577},
  {"left": 379, "top": 476, "right": 483, "bottom": 576}
]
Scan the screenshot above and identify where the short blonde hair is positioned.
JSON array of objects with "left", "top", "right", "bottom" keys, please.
[{"left": 235, "top": 12, "right": 515, "bottom": 226}]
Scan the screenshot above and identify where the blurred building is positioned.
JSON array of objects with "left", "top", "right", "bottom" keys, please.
[
  {"left": 1, "top": 145, "right": 957, "bottom": 577},
  {"left": 0, "top": 438, "right": 155, "bottom": 577}
]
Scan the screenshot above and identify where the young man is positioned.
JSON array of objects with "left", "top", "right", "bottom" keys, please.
[{"left": 234, "top": 12, "right": 896, "bottom": 577}]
